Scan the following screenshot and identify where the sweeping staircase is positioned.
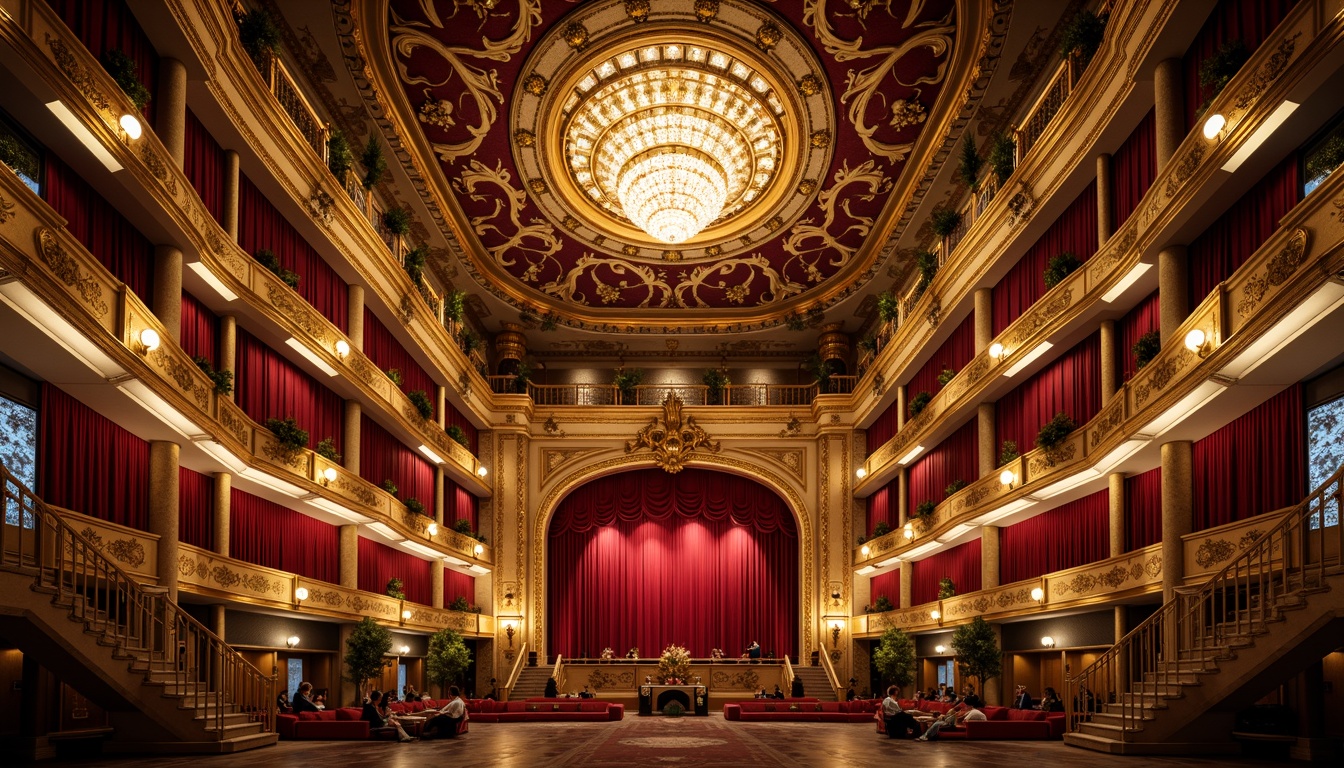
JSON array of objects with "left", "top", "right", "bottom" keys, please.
[
  {"left": 1064, "top": 463, "right": 1344, "bottom": 755},
  {"left": 0, "top": 463, "right": 278, "bottom": 754}
]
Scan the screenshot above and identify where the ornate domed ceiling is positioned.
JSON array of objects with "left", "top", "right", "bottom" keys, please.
[{"left": 352, "top": 0, "right": 993, "bottom": 333}]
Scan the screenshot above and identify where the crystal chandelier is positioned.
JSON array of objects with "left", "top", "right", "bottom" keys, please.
[{"left": 564, "top": 44, "right": 783, "bottom": 244}]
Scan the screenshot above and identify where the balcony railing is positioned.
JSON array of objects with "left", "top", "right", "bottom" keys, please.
[
  {"left": 485, "top": 378, "right": 856, "bottom": 406},
  {"left": 253, "top": 51, "right": 329, "bottom": 164},
  {"left": 1015, "top": 59, "right": 1074, "bottom": 163}
]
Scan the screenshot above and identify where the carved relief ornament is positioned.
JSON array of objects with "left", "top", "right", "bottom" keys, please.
[{"left": 626, "top": 394, "right": 720, "bottom": 473}]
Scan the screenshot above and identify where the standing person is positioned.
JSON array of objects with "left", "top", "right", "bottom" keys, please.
[
  {"left": 790, "top": 676, "right": 804, "bottom": 698},
  {"left": 291, "top": 682, "right": 319, "bottom": 714},
  {"left": 422, "top": 686, "right": 468, "bottom": 740}
]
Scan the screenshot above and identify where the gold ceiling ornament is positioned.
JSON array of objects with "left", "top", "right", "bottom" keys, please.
[
  {"left": 705, "top": 244, "right": 723, "bottom": 257},
  {"left": 513, "top": 129, "right": 536, "bottom": 147},
  {"left": 755, "top": 22, "right": 783, "bottom": 52},
  {"left": 561, "top": 215, "right": 580, "bottom": 231},
  {"left": 796, "top": 179, "right": 817, "bottom": 196},
  {"left": 622, "top": 244, "right": 640, "bottom": 256},
  {"left": 626, "top": 394, "right": 720, "bottom": 474},
  {"left": 623, "top": 0, "right": 651, "bottom": 24},
  {"left": 562, "top": 21, "right": 590, "bottom": 52},
  {"left": 693, "top": 0, "right": 721, "bottom": 23},
  {"left": 662, "top": 250, "right": 682, "bottom": 262},
  {"left": 809, "top": 129, "right": 832, "bottom": 149},
  {"left": 765, "top": 216, "right": 783, "bottom": 231},
  {"left": 528, "top": 178, "right": 548, "bottom": 195},
  {"left": 797, "top": 73, "right": 823, "bottom": 97},
  {"left": 522, "top": 73, "right": 548, "bottom": 96}
]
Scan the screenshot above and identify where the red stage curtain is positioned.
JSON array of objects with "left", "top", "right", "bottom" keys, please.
[
  {"left": 448, "top": 482, "right": 478, "bottom": 531},
  {"left": 229, "top": 489, "right": 338, "bottom": 582},
  {"left": 237, "top": 174, "right": 348, "bottom": 332},
  {"left": 907, "top": 418, "right": 978, "bottom": 511},
  {"left": 362, "top": 308, "right": 437, "bottom": 402},
  {"left": 358, "top": 538, "right": 432, "bottom": 605},
  {"left": 44, "top": 155, "right": 154, "bottom": 301},
  {"left": 867, "top": 401, "right": 901, "bottom": 454},
  {"left": 359, "top": 415, "right": 435, "bottom": 510},
  {"left": 1188, "top": 155, "right": 1300, "bottom": 305},
  {"left": 547, "top": 468, "right": 797, "bottom": 659},
  {"left": 869, "top": 571, "right": 900, "bottom": 610},
  {"left": 866, "top": 477, "right": 899, "bottom": 538},
  {"left": 911, "top": 539, "right": 981, "bottom": 605},
  {"left": 1193, "top": 385, "right": 1305, "bottom": 529},
  {"left": 37, "top": 384, "right": 149, "bottom": 530},
  {"left": 46, "top": 0, "right": 158, "bottom": 124},
  {"left": 999, "top": 490, "right": 1109, "bottom": 583},
  {"left": 178, "top": 467, "right": 213, "bottom": 550},
  {"left": 444, "top": 569, "right": 476, "bottom": 607},
  {"left": 234, "top": 329, "right": 343, "bottom": 453},
  {"left": 907, "top": 314, "right": 977, "bottom": 398},
  {"left": 1183, "top": 0, "right": 1301, "bottom": 132},
  {"left": 992, "top": 182, "right": 1098, "bottom": 335},
  {"left": 179, "top": 292, "right": 219, "bottom": 366},
  {"left": 995, "top": 332, "right": 1102, "bottom": 454},
  {"left": 183, "top": 109, "right": 227, "bottom": 224},
  {"left": 1126, "top": 468, "right": 1162, "bottom": 550},
  {"left": 1112, "top": 109, "right": 1157, "bottom": 228},
  {"left": 1119, "top": 290, "right": 1160, "bottom": 382},
  {"left": 443, "top": 406, "right": 478, "bottom": 454}
]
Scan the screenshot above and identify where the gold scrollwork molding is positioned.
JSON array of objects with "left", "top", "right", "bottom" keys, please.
[{"left": 626, "top": 394, "right": 720, "bottom": 474}]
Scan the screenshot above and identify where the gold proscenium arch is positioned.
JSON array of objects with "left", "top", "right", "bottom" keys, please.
[{"left": 529, "top": 451, "right": 815, "bottom": 659}]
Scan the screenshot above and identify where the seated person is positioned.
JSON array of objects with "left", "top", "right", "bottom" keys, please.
[
  {"left": 291, "top": 682, "right": 320, "bottom": 714},
  {"left": 1012, "top": 685, "right": 1033, "bottom": 709},
  {"left": 772, "top": 685, "right": 785, "bottom": 699},
  {"left": 275, "top": 691, "right": 290, "bottom": 712},
  {"left": 917, "top": 702, "right": 970, "bottom": 741},
  {"left": 755, "top": 688, "right": 768, "bottom": 699},
  {"left": 421, "top": 686, "right": 468, "bottom": 740},
  {"left": 578, "top": 686, "right": 594, "bottom": 699},
  {"left": 791, "top": 677, "right": 804, "bottom": 698},
  {"left": 362, "top": 690, "right": 414, "bottom": 743},
  {"left": 881, "top": 686, "right": 921, "bottom": 739},
  {"left": 747, "top": 641, "right": 761, "bottom": 660},
  {"left": 1038, "top": 687, "right": 1064, "bottom": 712}
]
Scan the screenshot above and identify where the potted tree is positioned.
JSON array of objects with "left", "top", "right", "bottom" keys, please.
[
  {"left": 951, "top": 616, "right": 1002, "bottom": 703},
  {"left": 612, "top": 368, "right": 644, "bottom": 405},
  {"left": 873, "top": 628, "right": 916, "bottom": 693},
  {"left": 344, "top": 617, "right": 392, "bottom": 704},
  {"left": 426, "top": 628, "right": 472, "bottom": 698},
  {"left": 703, "top": 368, "right": 730, "bottom": 405}
]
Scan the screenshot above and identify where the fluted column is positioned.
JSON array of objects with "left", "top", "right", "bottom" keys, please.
[
  {"left": 152, "top": 246, "right": 183, "bottom": 343},
  {"left": 980, "top": 526, "right": 999, "bottom": 590},
  {"left": 432, "top": 560, "right": 445, "bottom": 609},
  {"left": 973, "top": 288, "right": 993, "bottom": 354},
  {"left": 339, "top": 525, "right": 359, "bottom": 590},
  {"left": 148, "top": 441, "right": 180, "bottom": 601},
  {"left": 977, "top": 403, "right": 996, "bottom": 478},
  {"left": 223, "top": 150, "right": 240, "bottom": 241},
  {"left": 899, "top": 561, "right": 912, "bottom": 610},
  {"left": 1154, "top": 59, "right": 1185, "bottom": 169},
  {"left": 1159, "top": 247, "right": 1189, "bottom": 345},
  {"left": 219, "top": 315, "right": 236, "bottom": 400},
  {"left": 347, "top": 285, "right": 365, "bottom": 352},
  {"left": 1096, "top": 153, "right": 1114, "bottom": 243},
  {"left": 1161, "top": 441, "right": 1193, "bottom": 601},
  {"left": 1100, "top": 320, "right": 1119, "bottom": 401},
  {"left": 156, "top": 58, "right": 187, "bottom": 168},
  {"left": 343, "top": 401, "right": 362, "bottom": 473}
]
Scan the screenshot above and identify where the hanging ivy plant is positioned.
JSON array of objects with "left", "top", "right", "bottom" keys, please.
[
  {"left": 915, "top": 500, "right": 936, "bottom": 518},
  {"left": 916, "top": 250, "right": 939, "bottom": 292},
  {"left": 403, "top": 245, "right": 427, "bottom": 287},
  {"left": 361, "top": 134, "right": 387, "bottom": 190},
  {"left": 945, "top": 479, "right": 967, "bottom": 497},
  {"left": 407, "top": 389, "right": 434, "bottom": 420},
  {"left": 909, "top": 390, "right": 932, "bottom": 418},
  {"left": 100, "top": 50, "right": 151, "bottom": 111},
  {"left": 460, "top": 330, "right": 481, "bottom": 355},
  {"left": 876, "top": 291, "right": 899, "bottom": 323},
  {"left": 445, "top": 424, "right": 469, "bottom": 447},
  {"left": 452, "top": 519, "right": 474, "bottom": 535},
  {"left": 1132, "top": 331, "right": 1161, "bottom": 370},
  {"left": 380, "top": 479, "right": 399, "bottom": 497},
  {"left": 254, "top": 249, "right": 299, "bottom": 288},
  {"left": 405, "top": 498, "right": 425, "bottom": 515},
  {"left": 1058, "top": 9, "right": 1107, "bottom": 67},
  {"left": 1044, "top": 252, "right": 1082, "bottom": 288},
  {"left": 315, "top": 437, "right": 341, "bottom": 463},
  {"left": 385, "top": 368, "right": 404, "bottom": 387},
  {"left": 238, "top": 9, "right": 281, "bottom": 66},
  {"left": 872, "top": 521, "right": 892, "bottom": 538},
  {"left": 937, "top": 368, "right": 956, "bottom": 388},
  {"left": 192, "top": 356, "right": 233, "bottom": 396},
  {"left": 988, "top": 130, "right": 1016, "bottom": 184},
  {"left": 382, "top": 206, "right": 412, "bottom": 236},
  {"left": 445, "top": 289, "right": 467, "bottom": 324},
  {"left": 938, "top": 577, "right": 956, "bottom": 599}
]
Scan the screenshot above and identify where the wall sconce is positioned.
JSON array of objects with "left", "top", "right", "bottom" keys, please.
[
  {"left": 1184, "top": 328, "right": 1210, "bottom": 357},
  {"left": 503, "top": 621, "right": 517, "bottom": 661},
  {"left": 399, "top": 645, "right": 410, "bottom": 656},
  {"left": 401, "top": 609, "right": 412, "bottom": 621},
  {"left": 294, "top": 586, "right": 309, "bottom": 605},
  {"left": 335, "top": 339, "right": 350, "bottom": 358},
  {"left": 855, "top": 467, "right": 867, "bottom": 479},
  {"left": 1030, "top": 587, "right": 1044, "bottom": 603},
  {"left": 988, "top": 342, "right": 1005, "bottom": 360},
  {"left": 860, "top": 544, "right": 871, "bottom": 557},
  {"left": 321, "top": 467, "right": 337, "bottom": 486},
  {"left": 1041, "top": 636, "right": 1055, "bottom": 649},
  {"left": 137, "top": 328, "right": 161, "bottom": 355},
  {"left": 903, "top": 523, "right": 914, "bottom": 540},
  {"left": 934, "top": 644, "right": 946, "bottom": 654},
  {"left": 1202, "top": 113, "right": 1226, "bottom": 140},
  {"left": 830, "top": 622, "right": 842, "bottom": 649},
  {"left": 286, "top": 635, "right": 300, "bottom": 648},
  {"left": 999, "top": 469, "right": 1016, "bottom": 488},
  {"left": 426, "top": 522, "right": 439, "bottom": 537},
  {"left": 119, "top": 114, "right": 142, "bottom": 140},
  {"left": 930, "top": 609, "right": 941, "bottom": 622},
  {"left": 477, "top": 466, "right": 488, "bottom": 478},
  {"left": 474, "top": 543, "right": 484, "bottom": 556}
]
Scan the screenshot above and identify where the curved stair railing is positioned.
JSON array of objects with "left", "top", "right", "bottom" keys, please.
[
  {"left": 1065, "top": 461, "right": 1343, "bottom": 737},
  {"left": 0, "top": 461, "right": 277, "bottom": 738}
]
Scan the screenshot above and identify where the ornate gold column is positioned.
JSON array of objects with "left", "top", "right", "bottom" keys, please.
[
  {"left": 899, "top": 561, "right": 912, "bottom": 610},
  {"left": 896, "top": 385, "right": 907, "bottom": 431},
  {"left": 977, "top": 403, "right": 996, "bottom": 478},
  {"left": 818, "top": 428, "right": 853, "bottom": 679},
  {"left": 1108, "top": 472, "right": 1126, "bottom": 559},
  {"left": 342, "top": 401, "right": 361, "bottom": 474},
  {"left": 1161, "top": 441, "right": 1193, "bottom": 601},
  {"left": 1096, "top": 153, "right": 1114, "bottom": 243},
  {"left": 156, "top": 58, "right": 187, "bottom": 168},
  {"left": 152, "top": 246, "right": 182, "bottom": 343},
  {"left": 431, "top": 559, "right": 445, "bottom": 609},
  {"left": 219, "top": 315, "right": 236, "bottom": 400},
  {"left": 1159, "top": 246, "right": 1188, "bottom": 345},
  {"left": 223, "top": 150, "right": 240, "bottom": 241},
  {"left": 1100, "top": 320, "right": 1118, "bottom": 400},
  {"left": 339, "top": 525, "right": 359, "bottom": 590},
  {"left": 980, "top": 525, "right": 999, "bottom": 590},
  {"left": 347, "top": 285, "right": 365, "bottom": 352},
  {"left": 973, "top": 288, "right": 993, "bottom": 354},
  {"left": 495, "top": 429, "right": 529, "bottom": 671},
  {"left": 148, "top": 441, "right": 180, "bottom": 601},
  {"left": 436, "top": 385, "right": 447, "bottom": 429},
  {"left": 1154, "top": 58, "right": 1184, "bottom": 169}
]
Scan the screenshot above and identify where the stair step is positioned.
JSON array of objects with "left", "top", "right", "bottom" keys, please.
[
  {"left": 1090, "top": 711, "right": 1156, "bottom": 727},
  {"left": 1064, "top": 731, "right": 1128, "bottom": 754},
  {"left": 203, "top": 721, "right": 264, "bottom": 739},
  {"left": 191, "top": 711, "right": 250, "bottom": 725},
  {"left": 1103, "top": 701, "right": 1167, "bottom": 715},
  {"left": 1078, "top": 721, "right": 1140, "bottom": 740}
]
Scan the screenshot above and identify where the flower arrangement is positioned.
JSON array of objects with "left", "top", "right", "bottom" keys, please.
[
  {"left": 710, "top": 648, "right": 725, "bottom": 661},
  {"left": 600, "top": 647, "right": 614, "bottom": 660},
  {"left": 657, "top": 644, "right": 692, "bottom": 684},
  {"left": 627, "top": 647, "right": 640, "bottom": 659}
]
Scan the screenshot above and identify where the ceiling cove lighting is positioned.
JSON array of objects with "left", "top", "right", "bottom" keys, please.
[
  {"left": 1101, "top": 263, "right": 1152, "bottom": 303},
  {"left": 897, "top": 445, "right": 924, "bottom": 465},
  {"left": 46, "top": 100, "right": 122, "bottom": 172},
  {"left": 1003, "top": 341, "right": 1053, "bottom": 378},
  {"left": 284, "top": 338, "right": 339, "bottom": 377},
  {"left": 1222, "top": 101, "right": 1299, "bottom": 173},
  {"left": 187, "top": 261, "right": 239, "bottom": 302},
  {"left": 418, "top": 444, "right": 445, "bottom": 465}
]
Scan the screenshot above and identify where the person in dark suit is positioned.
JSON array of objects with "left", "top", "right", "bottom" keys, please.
[
  {"left": 1012, "top": 685, "right": 1033, "bottom": 709},
  {"left": 747, "top": 641, "right": 761, "bottom": 659},
  {"left": 772, "top": 685, "right": 785, "bottom": 699},
  {"left": 291, "top": 682, "right": 320, "bottom": 714},
  {"left": 791, "top": 677, "right": 804, "bottom": 697}
]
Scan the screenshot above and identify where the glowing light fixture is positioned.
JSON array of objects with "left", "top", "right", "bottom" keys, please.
[
  {"left": 903, "top": 523, "right": 914, "bottom": 540},
  {"left": 935, "top": 644, "right": 946, "bottom": 654},
  {"left": 1041, "top": 636, "right": 1056, "bottom": 648},
  {"left": 999, "top": 469, "right": 1016, "bottom": 487},
  {"left": 322, "top": 467, "right": 337, "bottom": 484},
  {"left": 335, "top": 339, "right": 351, "bottom": 358},
  {"left": 988, "top": 342, "right": 1005, "bottom": 359},
  {"left": 294, "top": 586, "right": 309, "bottom": 602},
  {"left": 474, "top": 543, "right": 485, "bottom": 556},
  {"left": 120, "top": 114, "right": 143, "bottom": 140},
  {"left": 860, "top": 544, "right": 871, "bottom": 557},
  {"left": 930, "top": 609, "right": 941, "bottom": 621},
  {"left": 1184, "top": 328, "right": 1208, "bottom": 354},
  {"left": 1030, "top": 587, "right": 1044, "bottom": 602},
  {"left": 401, "top": 609, "right": 412, "bottom": 621},
  {"left": 138, "top": 328, "right": 161, "bottom": 353},
  {"left": 427, "top": 522, "right": 439, "bottom": 536},
  {"left": 1202, "top": 113, "right": 1225, "bottom": 139},
  {"left": 855, "top": 467, "right": 867, "bottom": 479},
  {"left": 477, "top": 466, "right": 488, "bottom": 478},
  {"left": 286, "top": 635, "right": 300, "bottom": 648},
  {"left": 399, "top": 645, "right": 410, "bottom": 656}
]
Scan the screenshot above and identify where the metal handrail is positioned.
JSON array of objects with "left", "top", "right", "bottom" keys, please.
[
  {"left": 782, "top": 655, "right": 794, "bottom": 693},
  {"left": 1065, "top": 461, "right": 1343, "bottom": 735},
  {"left": 488, "top": 380, "right": 835, "bottom": 406},
  {"left": 552, "top": 653, "right": 565, "bottom": 692},
  {"left": 501, "top": 642, "right": 528, "bottom": 702},
  {"left": 0, "top": 462, "right": 277, "bottom": 736}
]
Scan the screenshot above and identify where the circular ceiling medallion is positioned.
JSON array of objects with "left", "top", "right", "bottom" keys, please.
[{"left": 512, "top": 0, "right": 835, "bottom": 262}]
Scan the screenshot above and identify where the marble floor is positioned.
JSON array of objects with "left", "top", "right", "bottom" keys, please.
[{"left": 51, "top": 715, "right": 1306, "bottom": 767}]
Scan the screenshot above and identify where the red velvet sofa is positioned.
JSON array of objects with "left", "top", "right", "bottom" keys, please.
[
  {"left": 278, "top": 701, "right": 469, "bottom": 740},
  {"left": 465, "top": 699, "right": 625, "bottom": 722},
  {"left": 724, "top": 699, "right": 879, "bottom": 723},
  {"left": 874, "top": 702, "right": 1065, "bottom": 740}
]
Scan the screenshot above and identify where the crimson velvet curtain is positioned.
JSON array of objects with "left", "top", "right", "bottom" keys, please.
[
  {"left": 448, "top": 483, "right": 478, "bottom": 530},
  {"left": 358, "top": 538, "right": 432, "bottom": 605},
  {"left": 234, "top": 329, "right": 344, "bottom": 453},
  {"left": 547, "top": 469, "right": 798, "bottom": 659},
  {"left": 866, "top": 477, "right": 899, "bottom": 538},
  {"left": 44, "top": 155, "right": 154, "bottom": 301},
  {"left": 444, "top": 569, "right": 476, "bottom": 606},
  {"left": 38, "top": 384, "right": 149, "bottom": 530},
  {"left": 907, "top": 418, "right": 978, "bottom": 510},
  {"left": 1188, "top": 156, "right": 1300, "bottom": 305},
  {"left": 907, "top": 314, "right": 977, "bottom": 398},
  {"left": 1193, "top": 385, "right": 1305, "bottom": 529},
  {"left": 1112, "top": 109, "right": 1157, "bottom": 228},
  {"left": 869, "top": 570, "right": 900, "bottom": 609},
  {"left": 229, "top": 489, "right": 338, "bottom": 582},
  {"left": 237, "top": 174, "right": 348, "bottom": 332},
  {"left": 995, "top": 333, "right": 1102, "bottom": 453},
  {"left": 1183, "top": 0, "right": 1302, "bottom": 132},
  {"left": 1119, "top": 291, "right": 1160, "bottom": 382},
  {"left": 911, "top": 539, "right": 981, "bottom": 605},
  {"left": 359, "top": 415, "right": 435, "bottom": 510},
  {"left": 867, "top": 401, "right": 901, "bottom": 454},
  {"left": 362, "top": 308, "right": 437, "bottom": 403},
  {"left": 992, "top": 182, "right": 1098, "bottom": 335},
  {"left": 47, "top": 0, "right": 158, "bottom": 124},
  {"left": 1126, "top": 468, "right": 1163, "bottom": 550},
  {"left": 999, "top": 490, "right": 1109, "bottom": 583},
  {"left": 179, "top": 467, "right": 213, "bottom": 550},
  {"left": 180, "top": 292, "right": 219, "bottom": 366},
  {"left": 183, "top": 109, "right": 227, "bottom": 224}
]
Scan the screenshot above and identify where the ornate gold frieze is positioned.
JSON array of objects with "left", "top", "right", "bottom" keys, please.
[
  {"left": 626, "top": 394, "right": 720, "bottom": 473},
  {"left": 36, "top": 228, "right": 109, "bottom": 318},
  {"left": 1234, "top": 228, "right": 1309, "bottom": 318}
]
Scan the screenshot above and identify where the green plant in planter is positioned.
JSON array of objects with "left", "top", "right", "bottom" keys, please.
[
  {"left": 192, "top": 356, "right": 233, "bottom": 396},
  {"left": 403, "top": 245, "right": 427, "bottom": 287},
  {"left": 930, "top": 206, "right": 962, "bottom": 238},
  {"left": 873, "top": 627, "right": 915, "bottom": 688},
  {"left": 380, "top": 479, "right": 399, "bottom": 496},
  {"left": 382, "top": 206, "right": 412, "bottom": 237},
  {"left": 343, "top": 617, "right": 391, "bottom": 703},
  {"left": 426, "top": 628, "right": 472, "bottom": 692},
  {"left": 513, "top": 360, "right": 533, "bottom": 393},
  {"left": 915, "top": 500, "right": 936, "bottom": 519},
  {"left": 448, "top": 595, "right": 471, "bottom": 612},
  {"left": 385, "top": 577, "right": 405, "bottom": 600},
  {"left": 998, "top": 440, "right": 1019, "bottom": 466},
  {"left": 405, "top": 498, "right": 425, "bottom": 515},
  {"left": 385, "top": 368, "right": 404, "bottom": 387},
  {"left": 407, "top": 389, "right": 434, "bottom": 420},
  {"left": 1199, "top": 40, "right": 1249, "bottom": 100},
  {"left": 1035, "top": 412, "right": 1077, "bottom": 453},
  {"left": 872, "top": 521, "right": 892, "bottom": 538},
  {"left": 957, "top": 134, "right": 982, "bottom": 191},
  {"left": 445, "top": 424, "right": 469, "bottom": 447},
  {"left": 315, "top": 437, "right": 341, "bottom": 463},
  {"left": 473, "top": 531, "right": 487, "bottom": 544},
  {"left": 237, "top": 9, "right": 281, "bottom": 66},
  {"left": 361, "top": 134, "right": 387, "bottom": 190},
  {"left": 876, "top": 291, "right": 899, "bottom": 323},
  {"left": 100, "top": 50, "right": 151, "bottom": 111},
  {"left": 945, "top": 479, "right": 967, "bottom": 497},
  {"left": 916, "top": 249, "right": 939, "bottom": 292},
  {"left": 909, "top": 390, "right": 932, "bottom": 418},
  {"left": 937, "top": 368, "right": 956, "bottom": 388},
  {"left": 0, "top": 130, "right": 40, "bottom": 184},
  {"left": 1132, "top": 331, "right": 1161, "bottom": 370},
  {"left": 938, "top": 576, "right": 956, "bottom": 599},
  {"left": 254, "top": 249, "right": 299, "bottom": 288},
  {"left": 1044, "top": 251, "right": 1082, "bottom": 288},
  {"left": 857, "top": 534, "right": 867, "bottom": 545},
  {"left": 445, "top": 289, "right": 467, "bottom": 323},
  {"left": 702, "top": 368, "right": 731, "bottom": 405},
  {"left": 871, "top": 595, "right": 895, "bottom": 614},
  {"left": 804, "top": 354, "right": 834, "bottom": 390},
  {"left": 452, "top": 519, "right": 473, "bottom": 535},
  {"left": 1058, "top": 9, "right": 1107, "bottom": 67},
  {"left": 859, "top": 335, "right": 878, "bottom": 354},
  {"left": 612, "top": 368, "right": 644, "bottom": 404},
  {"left": 460, "top": 330, "right": 481, "bottom": 355},
  {"left": 264, "top": 417, "right": 308, "bottom": 456},
  {"left": 988, "top": 130, "right": 1016, "bottom": 184},
  {"left": 327, "top": 131, "right": 354, "bottom": 178}
]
